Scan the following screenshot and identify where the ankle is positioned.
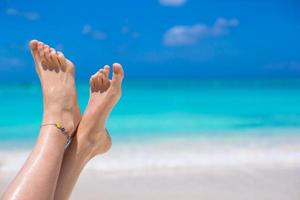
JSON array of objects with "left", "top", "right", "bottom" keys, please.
[
  {"left": 42, "top": 111, "right": 76, "bottom": 136},
  {"left": 77, "top": 129, "right": 112, "bottom": 158}
]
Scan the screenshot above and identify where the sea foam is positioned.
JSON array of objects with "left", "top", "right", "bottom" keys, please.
[{"left": 1, "top": 134, "right": 300, "bottom": 173}]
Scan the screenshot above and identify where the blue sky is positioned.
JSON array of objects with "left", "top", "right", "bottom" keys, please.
[{"left": 0, "top": 0, "right": 300, "bottom": 81}]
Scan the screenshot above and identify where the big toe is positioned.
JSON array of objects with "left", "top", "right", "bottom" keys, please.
[
  {"left": 111, "top": 63, "right": 124, "bottom": 88},
  {"left": 29, "top": 40, "right": 40, "bottom": 63}
]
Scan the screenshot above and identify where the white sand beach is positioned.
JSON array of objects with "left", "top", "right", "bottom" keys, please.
[
  {"left": 1, "top": 133, "right": 300, "bottom": 200},
  {"left": 1, "top": 166, "right": 299, "bottom": 200}
]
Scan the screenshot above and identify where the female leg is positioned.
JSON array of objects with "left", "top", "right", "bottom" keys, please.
[
  {"left": 1, "top": 40, "right": 81, "bottom": 200},
  {"left": 54, "top": 63, "right": 124, "bottom": 200}
]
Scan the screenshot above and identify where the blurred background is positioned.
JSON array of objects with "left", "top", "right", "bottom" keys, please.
[{"left": 0, "top": 0, "right": 300, "bottom": 200}]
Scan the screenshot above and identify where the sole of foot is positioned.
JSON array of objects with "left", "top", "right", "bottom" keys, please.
[
  {"left": 77, "top": 63, "right": 124, "bottom": 157},
  {"left": 29, "top": 39, "right": 81, "bottom": 137}
]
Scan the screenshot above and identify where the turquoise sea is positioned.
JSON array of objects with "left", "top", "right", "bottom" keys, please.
[
  {"left": 0, "top": 79, "right": 300, "bottom": 174},
  {"left": 1, "top": 79, "right": 300, "bottom": 145}
]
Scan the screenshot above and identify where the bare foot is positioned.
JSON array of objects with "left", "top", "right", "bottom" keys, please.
[
  {"left": 77, "top": 63, "right": 124, "bottom": 157},
  {"left": 29, "top": 40, "right": 81, "bottom": 137}
]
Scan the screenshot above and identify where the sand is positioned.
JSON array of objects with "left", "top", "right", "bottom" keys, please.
[
  {"left": 1, "top": 167, "right": 299, "bottom": 200},
  {"left": 1, "top": 133, "right": 300, "bottom": 200}
]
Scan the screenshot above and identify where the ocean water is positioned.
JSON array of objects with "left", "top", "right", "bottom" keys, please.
[
  {"left": 0, "top": 79, "right": 300, "bottom": 174},
  {"left": 0, "top": 79, "right": 300, "bottom": 145}
]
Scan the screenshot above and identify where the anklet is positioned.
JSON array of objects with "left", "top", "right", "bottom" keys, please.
[{"left": 41, "top": 123, "right": 72, "bottom": 149}]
